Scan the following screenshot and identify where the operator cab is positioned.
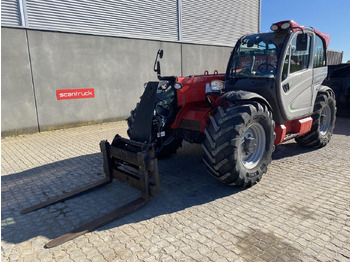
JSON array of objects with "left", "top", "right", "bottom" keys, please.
[
  {"left": 226, "top": 31, "right": 287, "bottom": 79},
  {"left": 224, "top": 20, "right": 329, "bottom": 123}
]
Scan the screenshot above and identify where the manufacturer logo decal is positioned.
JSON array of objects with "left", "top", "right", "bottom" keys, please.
[{"left": 56, "top": 88, "right": 95, "bottom": 100}]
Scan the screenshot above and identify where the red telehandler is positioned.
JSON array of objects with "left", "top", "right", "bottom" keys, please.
[{"left": 22, "top": 20, "right": 336, "bottom": 247}]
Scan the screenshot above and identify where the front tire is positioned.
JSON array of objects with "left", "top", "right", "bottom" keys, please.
[
  {"left": 202, "top": 102, "right": 275, "bottom": 187},
  {"left": 295, "top": 91, "right": 336, "bottom": 148}
]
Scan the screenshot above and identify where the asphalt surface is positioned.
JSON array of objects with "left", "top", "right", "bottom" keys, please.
[{"left": 1, "top": 117, "right": 350, "bottom": 261}]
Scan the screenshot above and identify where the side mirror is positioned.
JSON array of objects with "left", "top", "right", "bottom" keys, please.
[
  {"left": 153, "top": 49, "right": 164, "bottom": 79},
  {"left": 296, "top": 34, "right": 308, "bottom": 51},
  {"left": 247, "top": 38, "right": 255, "bottom": 47}
]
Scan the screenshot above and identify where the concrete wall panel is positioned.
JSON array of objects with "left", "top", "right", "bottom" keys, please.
[
  {"left": 182, "top": 44, "right": 232, "bottom": 76},
  {"left": 159, "top": 42, "right": 182, "bottom": 77},
  {"left": 27, "top": 30, "right": 163, "bottom": 130},
  {"left": 1, "top": 28, "right": 39, "bottom": 135}
]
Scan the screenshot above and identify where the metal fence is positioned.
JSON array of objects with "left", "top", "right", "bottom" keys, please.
[{"left": 327, "top": 49, "right": 343, "bottom": 65}]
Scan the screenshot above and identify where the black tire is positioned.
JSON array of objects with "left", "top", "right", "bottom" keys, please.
[
  {"left": 295, "top": 91, "right": 336, "bottom": 148},
  {"left": 202, "top": 102, "right": 275, "bottom": 187},
  {"left": 125, "top": 103, "right": 182, "bottom": 158}
]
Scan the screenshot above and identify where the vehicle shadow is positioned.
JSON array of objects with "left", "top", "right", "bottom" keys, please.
[
  {"left": 332, "top": 117, "right": 350, "bottom": 136},
  {"left": 272, "top": 141, "right": 317, "bottom": 160},
  {"left": 1, "top": 144, "right": 241, "bottom": 245}
]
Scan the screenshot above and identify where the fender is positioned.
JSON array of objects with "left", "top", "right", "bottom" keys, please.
[
  {"left": 220, "top": 90, "right": 273, "bottom": 111},
  {"left": 319, "top": 84, "right": 334, "bottom": 95}
]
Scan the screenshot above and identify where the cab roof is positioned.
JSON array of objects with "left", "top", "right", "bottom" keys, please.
[{"left": 271, "top": 20, "right": 330, "bottom": 48}]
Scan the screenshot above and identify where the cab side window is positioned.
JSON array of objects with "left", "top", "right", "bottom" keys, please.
[
  {"left": 314, "top": 35, "right": 326, "bottom": 67},
  {"left": 290, "top": 34, "right": 311, "bottom": 74}
]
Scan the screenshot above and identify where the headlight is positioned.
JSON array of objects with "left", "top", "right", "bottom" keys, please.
[
  {"left": 281, "top": 22, "right": 291, "bottom": 30},
  {"left": 210, "top": 80, "right": 224, "bottom": 91},
  {"left": 270, "top": 24, "right": 279, "bottom": 31},
  {"left": 174, "top": 83, "right": 183, "bottom": 90}
]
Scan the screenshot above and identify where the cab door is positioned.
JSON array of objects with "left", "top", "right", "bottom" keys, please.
[
  {"left": 311, "top": 34, "right": 328, "bottom": 109},
  {"left": 280, "top": 33, "right": 313, "bottom": 120}
]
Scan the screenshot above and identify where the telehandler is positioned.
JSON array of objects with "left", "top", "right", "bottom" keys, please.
[{"left": 22, "top": 20, "right": 336, "bottom": 247}]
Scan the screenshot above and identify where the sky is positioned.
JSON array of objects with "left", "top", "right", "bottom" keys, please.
[{"left": 261, "top": 0, "right": 350, "bottom": 63}]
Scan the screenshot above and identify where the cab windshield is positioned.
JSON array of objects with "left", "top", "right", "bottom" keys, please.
[{"left": 227, "top": 32, "right": 288, "bottom": 79}]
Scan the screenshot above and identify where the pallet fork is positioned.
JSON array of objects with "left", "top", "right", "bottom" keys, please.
[{"left": 21, "top": 82, "right": 160, "bottom": 248}]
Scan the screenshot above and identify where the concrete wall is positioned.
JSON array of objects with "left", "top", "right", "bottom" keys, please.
[
  {"left": 1, "top": 27, "right": 232, "bottom": 136},
  {"left": 182, "top": 44, "right": 231, "bottom": 76},
  {"left": 1, "top": 28, "right": 39, "bottom": 135}
]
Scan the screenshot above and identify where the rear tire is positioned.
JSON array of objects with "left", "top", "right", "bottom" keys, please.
[
  {"left": 295, "top": 91, "right": 336, "bottom": 148},
  {"left": 125, "top": 103, "right": 182, "bottom": 158},
  {"left": 202, "top": 102, "right": 275, "bottom": 187}
]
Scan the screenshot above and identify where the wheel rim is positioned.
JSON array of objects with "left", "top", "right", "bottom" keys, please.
[
  {"left": 320, "top": 104, "right": 332, "bottom": 135},
  {"left": 241, "top": 123, "right": 266, "bottom": 169}
]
